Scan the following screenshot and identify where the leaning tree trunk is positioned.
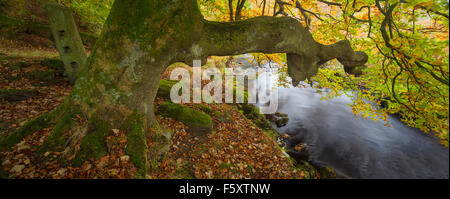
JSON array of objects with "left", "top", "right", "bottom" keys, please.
[
  {"left": 34, "top": 0, "right": 368, "bottom": 177},
  {"left": 44, "top": 1, "right": 87, "bottom": 83}
]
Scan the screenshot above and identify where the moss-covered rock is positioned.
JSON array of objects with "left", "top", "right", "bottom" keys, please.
[
  {"left": 275, "top": 117, "right": 289, "bottom": 128},
  {"left": 0, "top": 89, "right": 39, "bottom": 102},
  {"left": 275, "top": 112, "right": 288, "bottom": 118},
  {"left": 237, "top": 103, "right": 272, "bottom": 130},
  {"left": 157, "top": 80, "right": 179, "bottom": 99},
  {"left": 157, "top": 102, "right": 213, "bottom": 135}
]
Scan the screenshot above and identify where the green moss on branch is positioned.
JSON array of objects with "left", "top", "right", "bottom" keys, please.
[
  {"left": 0, "top": 109, "right": 60, "bottom": 152},
  {"left": 38, "top": 103, "right": 79, "bottom": 153}
]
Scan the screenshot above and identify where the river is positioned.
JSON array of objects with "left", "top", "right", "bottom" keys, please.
[{"left": 234, "top": 55, "right": 449, "bottom": 179}]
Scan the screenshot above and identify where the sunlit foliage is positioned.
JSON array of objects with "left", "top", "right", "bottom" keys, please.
[
  {"left": 58, "top": 0, "right": 114, "bottom": 34},
  {"left": 199, "top": 0, "right": 448, "bottom": 146}
]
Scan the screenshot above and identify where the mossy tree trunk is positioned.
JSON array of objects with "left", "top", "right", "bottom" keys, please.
[
  {"left": 44, "top": 1, "right": 87, "bottom": 83},
  {"left": 35, "top": 0, "right": 368, "bottom": 177}
]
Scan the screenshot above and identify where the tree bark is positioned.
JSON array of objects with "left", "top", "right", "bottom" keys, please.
[
  {"left": 235, "top": 0, "right": 247, "bottom": 21},
  {"left": 228, "top": 0, "right": 234, "bottom": 22},
  {"left": 35, "top": 0, "right": 367, "bottom": 177}
]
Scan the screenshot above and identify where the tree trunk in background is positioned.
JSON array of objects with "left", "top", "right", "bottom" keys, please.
[
  {"left": 228, "top": 0, "right": 234, "bottom": 22},
  {"left": 44, "top": 2, "right": 87, "bottom": 83},
  {"left": 36, "top": 0, "right": 367, "bottom": 177},
  {"left": 235, "top": 0, "right": 247, "bottom": 21}
]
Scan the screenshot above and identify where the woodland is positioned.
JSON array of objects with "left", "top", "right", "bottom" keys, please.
[{"left": 0, "top": 0, "right": 448, "bottom": 179}]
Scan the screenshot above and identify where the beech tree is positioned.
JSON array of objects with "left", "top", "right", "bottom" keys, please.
[{"left": 5, "top": 0, "right": 368, "bottom": 176}]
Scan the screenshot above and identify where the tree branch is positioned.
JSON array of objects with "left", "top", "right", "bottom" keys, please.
[
  {"left": 195, "top": 16, "right": 368, "bottom": 84},
  {"left": 316, "top": 0, "right": 342, "bottom": 6}
]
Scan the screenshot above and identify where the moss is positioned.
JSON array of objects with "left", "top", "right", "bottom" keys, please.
[
  {"left": 0, "top": 110, "right": 58, "bottom": 152},
  {"left": 73, "top": 118, "right": 108, "bottom": 166},
  {"left": 195, "top": 104, "right": 214, "bottom": 115},
  {"left": 38, "top": 104, "right": 78, "bottom": 153},
  {"left": 0, "top": 89, "right": 39, "bottom": 102},
  {"left": 121, "top": 113, "right": 148, "bottom": 177},
  {"left": 263, "top": 130, "right": 278, "bottom": 141},
  {"left": 237, "top": 103, "right": 272, "bottom": 130},
  {"left": 40, "top": 58, "right": 64, "bottom": 72},
  {"left": 157, "top": 102, "right": 213, "bottom": 134},
  {"left": 275, "top": 112, "right": 288, "bottom": 117},
  {"left": 275, "top": 117, "right": 289, "bottom": 128},
  {"left": 219, "top": 163, "right": 232, "bottom": 169},
  {"left": 147, "top": 123, "right": 172, "bottom": 174},
  {"left": 25, "top": 70, "right": 56, "bottom": 82},
  {"left": 157, "top": 79, "right": 178, "bottom": 99},
  {"left": 295, "top": 160, "right": 318, "bottom": 179},
  {"left": 194, "top": 104, "right": 233, "bottom": 123},
  {"left": 79, "top": 32, "right": 98, "bottom": 46}
]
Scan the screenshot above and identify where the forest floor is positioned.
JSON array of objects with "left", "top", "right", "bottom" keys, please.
[{"left": 0, "top": 32, "right": 317, "bottom": 179}]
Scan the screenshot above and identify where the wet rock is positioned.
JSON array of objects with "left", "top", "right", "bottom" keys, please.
[
  {"left": 266, "top": 112, "right": 289, "bottom": 128},
  {"left": 294, "top": 143, "right": 307, "bottom": 152},
  {"left": 275, "top": 117, "right": 289, "bottom": 128}
]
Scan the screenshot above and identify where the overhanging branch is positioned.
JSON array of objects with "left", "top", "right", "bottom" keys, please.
[{"left": 192, "top": 16, "right": 368, "bottom": 85}]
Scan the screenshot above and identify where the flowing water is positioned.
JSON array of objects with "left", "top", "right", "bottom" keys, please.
[{"left": 234, "top": 55, "right": 449, "bottom": 179}]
